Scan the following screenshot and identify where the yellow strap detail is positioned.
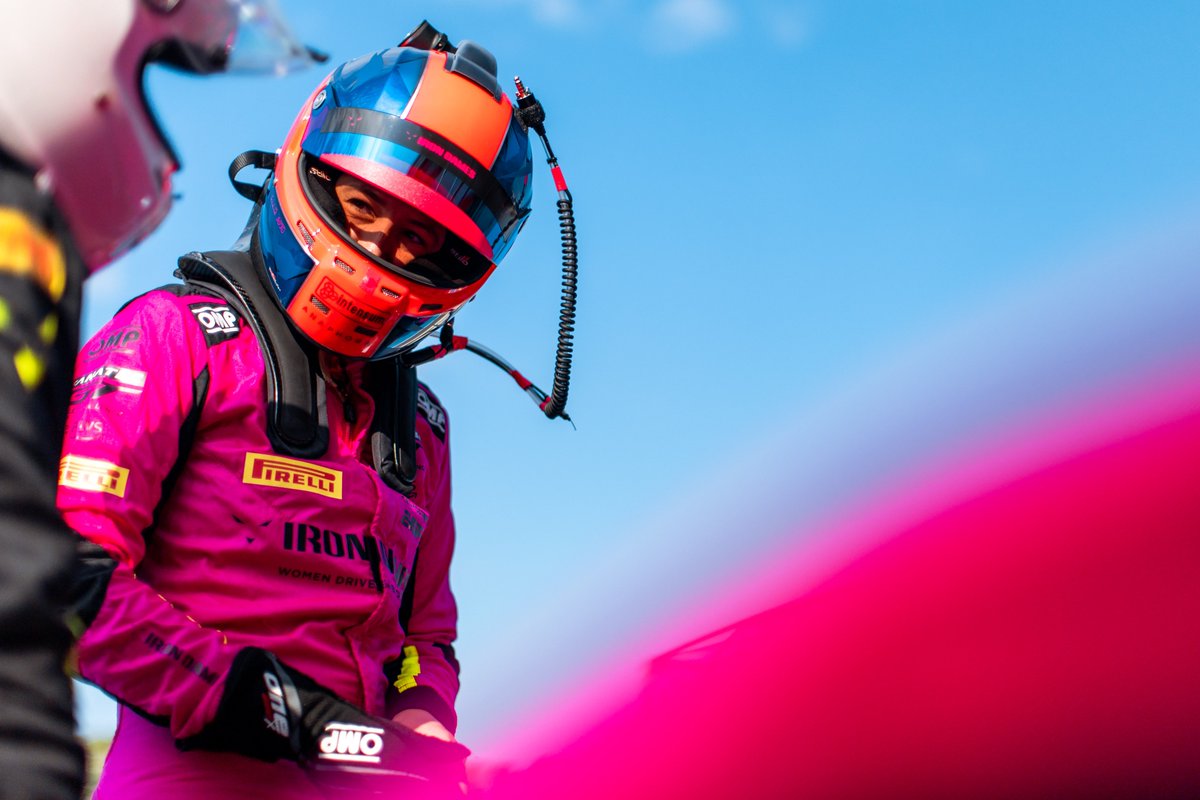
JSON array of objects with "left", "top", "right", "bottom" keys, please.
[
  {"left": 38, "top": 312, "right": 58, "bottom": 344},
  {"left": 0, "top": 297, "right": 9, "bottom": 331},
  {"left": 392, "top": 645, "right": 421, "bottom": 693},
  {"left": 13, "top": 344, "right": 45, "bottom": 390},
  {"left": 0, "top": 207, "right": 67, "bottom": 300}
]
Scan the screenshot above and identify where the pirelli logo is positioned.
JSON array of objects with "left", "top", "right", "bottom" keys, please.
[
  {"left": 243, "top": 453, "right": 343, "bottom": 499},
  {"left": 59, "top": 455, "right": 130, "bottom": 497}
]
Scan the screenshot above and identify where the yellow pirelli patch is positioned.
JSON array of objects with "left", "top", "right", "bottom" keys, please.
[
  {"left": 243, "top": 452, "right": 343, "bottom": 499},
  {"left": 59, "top": 455, "right": 130, "bottom": 497},
  {"left": 0, "top": 208, "right": 66, "bottom": 300}
]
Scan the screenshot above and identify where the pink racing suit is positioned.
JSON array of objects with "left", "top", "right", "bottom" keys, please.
[{"left": 58, "top": 287, "right": 460, "bottom": 798}]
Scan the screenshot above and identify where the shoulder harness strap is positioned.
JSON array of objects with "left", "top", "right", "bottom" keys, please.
[
  {"left": 173, "top": 241, "right": 420, "bottom": 494},
  {"left": 365, "top": 360, "right": 419, "bottom": 496},
  {"left": 175, "top": 244, "right": 329, "bottom": 460}
]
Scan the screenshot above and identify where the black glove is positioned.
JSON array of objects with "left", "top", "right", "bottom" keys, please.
[
  {"left": 179, "top": 647, "right": 468, "bottom": 787},
  {"left": 308, "top": 717, "right": 469, "bottom": 793}
]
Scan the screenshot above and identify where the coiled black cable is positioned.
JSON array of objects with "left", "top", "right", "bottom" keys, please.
[
  {"left": 513, "top": 75, "right": 576, "bottom": 422},
  {"left": 542, "top": 194, "right": 577, "bottom": 420}
]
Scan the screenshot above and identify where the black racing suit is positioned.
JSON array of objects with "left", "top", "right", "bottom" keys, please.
[{"left": 0, "top": 146, "right": 86, "bottom": 799}]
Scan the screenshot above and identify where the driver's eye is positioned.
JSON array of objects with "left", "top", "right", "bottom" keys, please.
[{"left": 343, "top": 197, "right": 379, "bottom": 224}]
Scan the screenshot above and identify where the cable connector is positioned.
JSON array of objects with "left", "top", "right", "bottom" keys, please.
[{"left": 513, "top": 76, "right": 547, "bottom": 137}]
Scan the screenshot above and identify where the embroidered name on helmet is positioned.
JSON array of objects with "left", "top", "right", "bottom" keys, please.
[
  {"left": 417, "top": 135, "right": 477, "bottom": 180},
  {"left": 243, "top": 453, "right": 343, "bottom": 499},
  {"left": 189, "top": 302, "right": 240, "bottom": 346},
  {"left": 58, "top": 455, "right": 130, "bottom": 497},
  {"left": 262, "top": 672, "right": 290, "bottom": 737},
  {"left": 416, "top": 386, "right": 446, "bottom": 440},
  {"left": 317, "top": 722, "right": 385, "bottom": 764}
]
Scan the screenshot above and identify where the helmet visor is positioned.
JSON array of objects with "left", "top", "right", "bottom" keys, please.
[
  {"left": 150, "top": 0, "right": 314, "bottom": 76},
  {"left": 303, "top": 105, "right": 531, "bottom": 266},
  {"left": 299, "top": 155, "right": 493, "bottom": 289}
]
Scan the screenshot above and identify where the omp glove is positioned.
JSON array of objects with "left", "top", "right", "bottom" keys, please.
[
  {"left": 177, "top": 647, "right": 304, "bottom": 760},
  {"left": 308, "top": 718, "right": 469, "bottom": 791},
  {"left": 179, "top": 647, "right": 468, "bottom": 784},
  {"left": 308, "top": 722, "right": 469, "bottom": 799}
]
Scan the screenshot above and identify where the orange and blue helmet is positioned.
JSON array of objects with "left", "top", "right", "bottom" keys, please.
[{"left": 257, "top": 40, "right": 534, "bottom": 359}]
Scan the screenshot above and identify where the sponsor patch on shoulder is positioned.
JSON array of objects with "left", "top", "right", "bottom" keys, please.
[
  {"left": 86, "top": 326, "right": 142, "bottom": 357},
  {"left": 71, "top": 365, "right": 147, "bottom": 404},
  {"left": 416, "top": 386, "right": 447, "bottom": 440},
  {"left": 58, "top": 455, "right": 130, "bottom": 497},
  {"left": 188, "top": 302, "right": 240, "bottom": 346}
]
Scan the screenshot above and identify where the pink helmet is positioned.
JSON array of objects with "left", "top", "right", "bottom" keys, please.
[{"left": 0, "top": 0, "right": 314, "bottom": 270}]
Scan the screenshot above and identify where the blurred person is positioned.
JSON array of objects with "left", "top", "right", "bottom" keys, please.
[
  {"left": 0, "top": 1, "right": 313, "bottom": 797},
  {"left": 58, "top": 25, "right": 536, "bottom": 799}
]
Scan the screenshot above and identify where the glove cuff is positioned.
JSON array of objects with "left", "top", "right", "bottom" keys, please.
[
  {"left": 386, "top": 685, "right": 458, "bottom": 733},
  {"left": 177, "top": 647, "right": 303, "bottom": 761}
]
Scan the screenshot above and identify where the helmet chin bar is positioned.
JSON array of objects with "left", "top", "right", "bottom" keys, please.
[{"left": 368, "top": 309, "right": 455, "bottom": 362}]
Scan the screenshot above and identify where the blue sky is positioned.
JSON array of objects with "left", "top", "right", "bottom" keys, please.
[{"left": 77, "top": 0, "right": 1200, "bottom": 751}]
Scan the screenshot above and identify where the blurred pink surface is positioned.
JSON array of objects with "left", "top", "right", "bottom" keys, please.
[{"left": 477, "top": 372, "right": 1200, "bottom": 798}]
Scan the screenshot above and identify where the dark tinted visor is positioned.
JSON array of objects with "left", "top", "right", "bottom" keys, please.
[
  {"left": 299, "top": 155, "right": 492, "bottom": 289},
  {"left": 303, "top": 106, "right": 530, "bottom": 264}
]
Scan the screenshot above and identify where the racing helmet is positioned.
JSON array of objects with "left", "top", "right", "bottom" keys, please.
[
  {"left": 0, "top": 0, "right": 313, "bottom": 271},
  {"left": 256, "top": 41, "right": 534, "bottom": 360}
]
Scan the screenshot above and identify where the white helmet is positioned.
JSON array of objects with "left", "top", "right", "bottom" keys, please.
[{"left": 0, "top": 0, "right": 314, "bottom": 270}]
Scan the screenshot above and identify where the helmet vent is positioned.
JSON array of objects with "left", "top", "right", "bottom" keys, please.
[
  {"left": 334, "top": 258, "right": 355, "bottom": 274},
  {"left": 296, "top": 220, "right": 315, "bottom": 247},
  {"left": 445, "top": 42, "right": 502, "bottom": 100},
  {"left": 380, "top": 287, "right": 401, "bottom": 299},
  {"left": 310, "top": 295, "right": 330, "bottom": 315}
]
